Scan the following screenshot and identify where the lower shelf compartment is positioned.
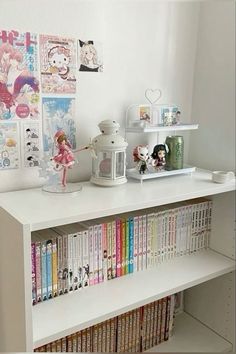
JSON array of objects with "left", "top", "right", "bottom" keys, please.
[
  {"left": 146, "top": 312, "right": 232, "bottom": 353},
  {"left": 127, "top": 165, "right": 196, "bottom": 181},
  {"left": 33, "top": 250, "right": 235, "bottom": 348}
]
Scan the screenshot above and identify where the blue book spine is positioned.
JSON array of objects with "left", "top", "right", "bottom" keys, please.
[
  {"left": 129, "top": 217, "right": 134, "bottom": 273},
  {"left": 46, "top": 240, "right": 53, "bottom": 299}
]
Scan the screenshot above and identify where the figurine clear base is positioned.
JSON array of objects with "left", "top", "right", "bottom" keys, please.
[{"left": 42, "top": 182, "right": 82, "bottom": 194}]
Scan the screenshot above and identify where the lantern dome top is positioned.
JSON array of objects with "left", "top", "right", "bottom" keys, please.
[
  {"left": 98, "top": 120, "right": 120, "bottom": 135},
  {"left": 93, "top": 119, "right": 128, "bottom": 150}
]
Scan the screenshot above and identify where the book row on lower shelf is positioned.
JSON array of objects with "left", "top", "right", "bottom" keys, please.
[
  {"left": 34, "top": 293, "right": 179, "bottom": 352},
  {"left": 31, "top": 197, "right": 212, "bottom": 305}
]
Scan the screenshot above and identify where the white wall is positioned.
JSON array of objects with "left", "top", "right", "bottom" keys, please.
[
  {"left": 0, "top": 0, "right": 200, "bottom": 192},
  {"left": 189, "top": 1, "right": 235, "bottom": 172}
]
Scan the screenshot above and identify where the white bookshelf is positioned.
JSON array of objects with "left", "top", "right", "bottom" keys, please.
[
  {"left": 146, "top": 312, "right": 233, "bottom": 353},
  {"left": 0, "top": 168, "right": 235, "bottom": 352}
]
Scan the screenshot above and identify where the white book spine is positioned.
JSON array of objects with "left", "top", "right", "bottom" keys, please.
[
  {"left": 156, "top": 212, "right": 162, "bottom": 263},
  {"left": 78, "top": 232, "right": 83, "bottom": 290},
  {"left": 138, "top": 215, "right": 143, "bottom": 271},
  {"left": 153, "top": 213, "right": 158, "bottom": 265},
  {"left": 82, "top": 230, "right": 89, "bottom": 288},
  {"left": 72, "top": 233, "right": 79, "bottom": 291},
  {"left": 147, "top": 213, "right": 153, "bottom": 269},
  {"left": 68, "top": 234, "right": 74, "bottom": 292},
  {"left": 133, "top": 216, "right": 139, "bottom": 272},
  {"left": 142, "top": 214, "right": 147, "bottom": 269}
]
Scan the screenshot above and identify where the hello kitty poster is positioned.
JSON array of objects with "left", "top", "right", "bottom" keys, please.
[{"left": 40, "top": 35, "right": 77, "bottom": 94}]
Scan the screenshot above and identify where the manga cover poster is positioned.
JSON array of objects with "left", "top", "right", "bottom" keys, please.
[
  {"left": 0, "top": 29, "right": 39, "bottom": 120},
  {"left": 40, "top": 35, "right": 77, "bottom": 94},
  {"left": 78, "top": 40, "right": 103, "bottom": 72},
  {"left": 22, "top": 121, "right": 40, "bottom": 168},
  {"left": 0, "top": 122, "right": 19, "bottom": 169},
  {"left": 42, "top": 97, "right": 76, "bottom": 153}
]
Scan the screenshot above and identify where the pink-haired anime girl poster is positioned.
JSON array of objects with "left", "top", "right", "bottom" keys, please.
[
  {"left": 0, "top": 29, "right": 39, "bottom": 120},
  {"left": 40, "top": 35, "right": 76, "bottom": 94}
]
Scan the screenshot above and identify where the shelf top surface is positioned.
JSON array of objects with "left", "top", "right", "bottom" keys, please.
[
  {"left": 32, "top": 249, "right": 235, "bottom": 347},
  {"left": 126, "top": 123, "right": 199, "bottom": 133},
  {"left": 0, "top": 169, "right": 235, "bottom": 231}
]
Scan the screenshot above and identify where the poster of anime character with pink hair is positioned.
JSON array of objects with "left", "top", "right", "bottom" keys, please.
[
  {"left": 40, "top": 35, "right": 76, "bottom": 94},
  {"left": 0, "top": 29, "right": 39, "bottom": 120}
]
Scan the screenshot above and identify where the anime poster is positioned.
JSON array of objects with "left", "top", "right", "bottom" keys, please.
[
  {"left": 22, "top": 122, "right": 40, "bottom": 167},
  {"left": 42, "top": 97, "right": 76, "bottom": 153},
  {"left": 0, "top": 122, "right": 19, "bottom": 169},
  {"left": 78, "top": 40, "right": 103, "bottom": 72},
  {"left": 40, "top": 35, "right": 76, "bottom": 94},
  {"left": 0, "top": 29, "right": 39, "bottom": 120}
]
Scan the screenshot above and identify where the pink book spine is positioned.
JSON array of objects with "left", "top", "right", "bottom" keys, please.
[
  {"left": 102, "top": 223, "right": 108, "bottom": 282},
  {"left": 116, "top": 219, "right": 122, "bottom": 277},
  {"left": 98, "top": 224, "right": 103, "bottom": 283},
  {"left": 88, "top": 226, "right": 94, "bottom": 286}
]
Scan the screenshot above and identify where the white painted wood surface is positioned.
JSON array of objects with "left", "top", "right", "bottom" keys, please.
[
  {"left": 0, "top": 169, "right": 235, "bottom": 231},
  {"left": 33, "top": 250, "right": 235, "bottom": 347},
  {"left": 146, "top": 312, "right": 232, "bottom": 352}
]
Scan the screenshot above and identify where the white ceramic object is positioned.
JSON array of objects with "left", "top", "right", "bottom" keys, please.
[{"left": 212, "top": 171, "right": 235, "bottom": 183}]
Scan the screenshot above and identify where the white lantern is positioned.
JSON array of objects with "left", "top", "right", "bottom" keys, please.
[{"left": 91, "top": 120, "right": 128, "bottom": 186}]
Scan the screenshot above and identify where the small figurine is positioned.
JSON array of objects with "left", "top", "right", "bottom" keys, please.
[
  {"left": 51, "top": 130, "right": 89, "bottom": 188},
  {"left": 151, "top": 144, "right": 169, "bottom": 170},
  {"left": 133, "top": 145, "right": 150, "bottom": 174}
]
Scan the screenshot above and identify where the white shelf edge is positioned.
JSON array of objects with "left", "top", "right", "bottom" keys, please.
[
  {"left": 0, "top": 169, "right": 235, "bottom": 231},
  {"left": 146, "top": 312, "right": 233, "bottom": 353},
  {"left": 127, "top": 165, "right": 196, "bottom": 180},
  {"left": 33, "top": 249, "right": 235, "bottom": 348},
  {"left": 126, "top": 123, "right": 199, "bottom": 133}
]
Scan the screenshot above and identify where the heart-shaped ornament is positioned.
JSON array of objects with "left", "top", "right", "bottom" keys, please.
[{"left": 145, "top": 88, "right": 162, "bottom": 105}]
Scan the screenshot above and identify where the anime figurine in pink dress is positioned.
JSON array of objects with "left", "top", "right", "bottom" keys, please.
[
  {"left": 52, "top": 130, "right": 75, "bottom": 187},
  {"left": 52, "top": 130, "right": 90, "bottom": 188}
]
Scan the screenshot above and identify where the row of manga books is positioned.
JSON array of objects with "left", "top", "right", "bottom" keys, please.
[
  {"left": 35, "top": 293, "right": 178, "bottom": 352},
  {"left": 31, "top": 198, "right": 212, "bottom": 305}
]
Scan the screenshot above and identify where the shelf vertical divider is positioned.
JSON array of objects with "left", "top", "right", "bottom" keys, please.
[{"left": 0, "top": 207, "right": 33, "bottom": 351}]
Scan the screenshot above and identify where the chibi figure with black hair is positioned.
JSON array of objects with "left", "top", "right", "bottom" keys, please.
[{"left": 151, "top": 144, "right": 169, "bottom": 171}]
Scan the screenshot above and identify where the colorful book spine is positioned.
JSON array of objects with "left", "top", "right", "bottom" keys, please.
[
  {"left": 116, "top": 219, "right": 122, "bottom": 277},
  {"left": 107, "top": 222, "right": 112, "bottom": 280},
  {"left": 121, "top": 219, "right": 126, "bottom": 276},
  {"left": 57, "top": 235, "right": 63, "bottom": 295},
  {"left": 129, "top": 216, "right": 134, "bottom": 273},
  {"left": 111, "top": 220, "right": 117, "bottom": 278},
  {"left": 125, "top": 218, "right": 130, "bottom": 274},
  {"left": 147, "top": 213, "right": 153, "bottom": 269}
]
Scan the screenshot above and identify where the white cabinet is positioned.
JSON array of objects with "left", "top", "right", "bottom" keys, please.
[{"left": 0, "top": 169, "right": 235, "bottom": 352}]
